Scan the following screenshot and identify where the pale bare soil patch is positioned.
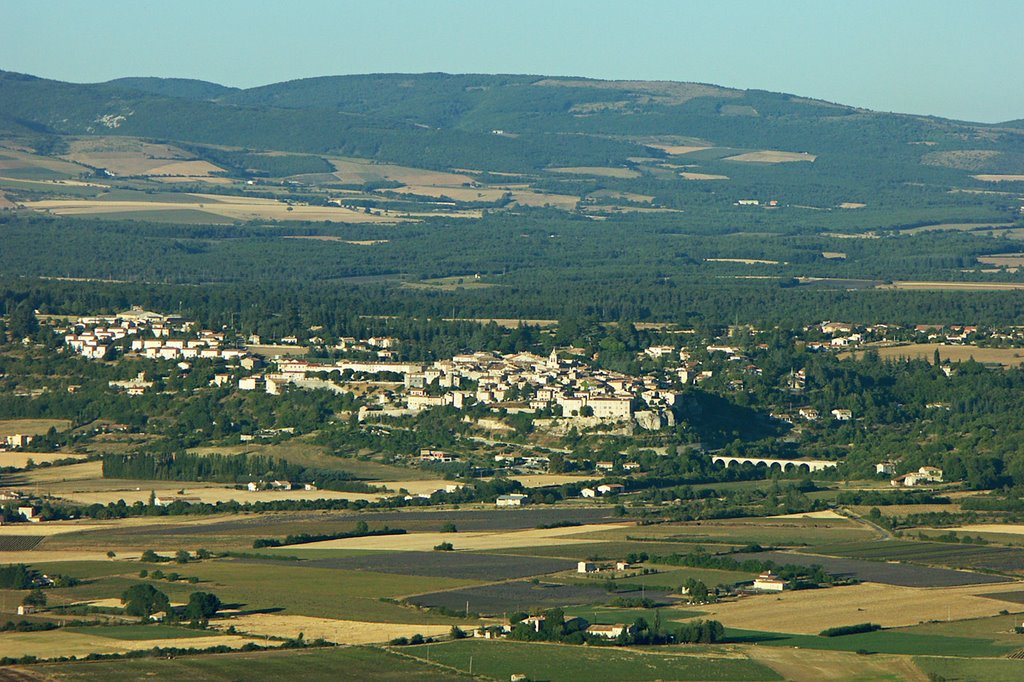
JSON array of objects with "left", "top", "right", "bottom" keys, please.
[
  {"left": 822, "top": 251, "right": 847, "bottom": 259},
  {"left": 903, "top": 221, "right": 1014, "bottom": 234},
  {"left": 533, "top": 78, "right": 740, "bottom": 106},
  {"left": 724, "top": 150, "right": 816, "bottom": 163},
  {"left": 845, "top": 343, "right": 1024, "bottom": 368},
  {"left": 443, "top": 318, "right": 559, "bottom": 328},
  {"left": 850, "top": 503, "right": 959, "bottom": 516},
  {"left": 706, "top": 258, "right": 780, "bottom": 265},
  {"left": 511, "top": 474, "right": 592, "bottom": 488},
  {"left": 280, "top": 523, "right": 632, "bottom": 552},
  {"left": 679, "top": 171, "right": 729, "bottom": 180},
  {"left": 25, "top": 195, "right": 408, "bottom": 224},
  {"left": 588, "top": 189, "right": 654, "bottom": 203},
  {"left": 153, "top": 175, "right": 235, "bottom": 185},
  {"left": 0, "top": 418, "right": 72, "bottom": 436},
  {"left": 389, "top": 185, "right": 509, "bottom": 202},
  {"left": 838, "top": 202, "right": 866, "bottom": 209},
  {"left": 0, "top": 630, "right": 258, "bottom": 660},
  {"left": 0, "top": 147, "right": 87, "bottom": 176},
  {"left": 547, "top": 167, "right": 640, "bottom": 179},
  {"left": 745, "top": 646, "right": 927, "bottom": 682},
  {"left": 973, "top": 174, "right": 1024, "bottom": 182},
  {"left": 695, "top": 582, "right": 1024, "bottom": 634},
  {"left": 0, "top": 191, "right": 15, "bottom": 209},
  {"left": 882, "top": 281, "right": 1024, "bottom": 291},
  {"left": 646, "top": 144, "right": 711, "bottom": 155},
  {"left": 217, "top": 614, "right": 465, "bottom": 644}
]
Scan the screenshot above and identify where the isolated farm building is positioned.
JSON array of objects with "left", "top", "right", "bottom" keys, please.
[
  {"left": 496, "top": 494, "right": 529, "bottom": 507},
  {"left": 596, "top": 461, "right": 615, "bottom": 471},
  {"left": 246, "top": 482, "right": 260, "bottom": 492},
  {"left": 269, "top": 480, "right": 292, "bottom": 490},
  {"left": 16, "top": 605, "right": 34, "bottom": 615},
  {"left": 596, "top": 483, "right": 625, "bottom": 496},
  {"left": 580, "top": 487, "right": 597, "bottom": 498},
  {"left": 752, "top": 572, "right": 788, "bottom": 592},
  {"left": 521, "top": 615, "right": 546, "bottom": 632},
  {"left": 615, "top": 561, "right": 632, "bottom": 571},
  {"left": 586, "top": 623, "right": 631, "bottom": 638},
  {"left": 875, "top": 461, "right": 897, "bottom": 476},
  {"left": 578, "top": 561, "right": 598, "bottom": 574},
  {"left": 831, "top": 409, "right": 853, "bottom": 421},
  {"left": 4, "top": 434, "right": 33, "bottom": 449},
  {"left": 798, "top": 407, "right": 820, "bottom": 421},
  {"left": 891, "top": 466, "right": 944, "bottom": 487},
  {"left": 17, "top": 506, "right": 41, "bottom": 523},
  {"left": 0, "top": 490, "right": 23, "bottom": 502}
]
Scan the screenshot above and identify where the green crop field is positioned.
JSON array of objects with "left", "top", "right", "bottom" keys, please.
[
  {"left": 18, "top": 645, "right": 473, "bottom": 681},
  {"left": 47, "top": 559, "right": 479, "bottom": 623},
  {"left": 914, "top": 656, "right": 1024, "bottom": 682},
  {"left": 408, "top": 639, "right": 782, "bottom": 681},
  {"left": 726, "top": 627, "right": 1017, "bottom": 657}
]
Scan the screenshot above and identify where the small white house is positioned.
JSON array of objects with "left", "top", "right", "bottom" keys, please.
[
  {"left": 577, "top": 561, "right": 597, "bottom": 574},
  {"left": 586, "top": 623, "right": 630, "bottom": 638},
  {"left": 580, "top": 487, "right": 597, "bottom": 498},
  {"left": 752, "top": 571, "right": 788, "bottom": 592},
  {"left": 496, "top": 494, "right": 529, "bottom": 507},
  {"left": 875, "top": 461, "right": 896, "bottom": 476}
]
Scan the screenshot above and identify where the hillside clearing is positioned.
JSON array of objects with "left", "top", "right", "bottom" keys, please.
[{"left": 724, "top": 151, "right": 816, "bottom": 163}]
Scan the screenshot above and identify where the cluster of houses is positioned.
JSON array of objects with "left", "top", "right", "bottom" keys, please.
[
  {"left": 58, "top": 308, "right": 247, "bottom": 364},
  {"left": 473, "top": 615, "right": 632, "bottom": 640},
  {"left": 400, "top": 349, "right": 678, "bottom": 428}
]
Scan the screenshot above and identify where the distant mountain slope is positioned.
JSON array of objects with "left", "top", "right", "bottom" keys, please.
[
  {"left": 104, "top": 77, "right": 239, "bottom": 101},
  {"left": 1, "top": 70, "right": 1022, "bottom": 178}
]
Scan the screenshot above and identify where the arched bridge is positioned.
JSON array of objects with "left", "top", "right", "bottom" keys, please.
[{"left": 711, "top": 456, "right": 838, "bottom": 472}]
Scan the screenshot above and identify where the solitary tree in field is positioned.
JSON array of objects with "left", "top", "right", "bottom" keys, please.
[
  {"left": 121, "top": 583, "right": 170, "bottom": 620},
  {"left": 184, "top": 591, "right": 221, "bottom": 626}
]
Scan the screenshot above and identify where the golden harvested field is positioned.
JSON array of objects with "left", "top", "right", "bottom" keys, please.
[
  {"left": 330, "top": 157, "right": 474, "bottom": 186},
  {"left": 217, "top": 614, "right": 467, "bottom": 644},
  {"left": 973, "top": 174, "right": 1024, "bottom": 182},
  {"left": 745, "top": 647, "right": 928, "bottom": 682},
  {"left": 846, "top": 343, "right": 1024, "bottom": 367},
  {"left": 949, "top": 524, "right": 1024, "bottom": 536},
  {"left": 0, "top": 418, "right": 72, "bottom": 436},
  {"left": 546, "top": 166, "right": 641, "bottom": 179},
  {"left": 694, "top": 581, "right": 1024, "bottom": 634},
  {"left": 724, "top": 150, "right": 817, "bottom": 163},
  {"left": 978, "top": 253, "right": 1024, "bottom": 267},
  {"left": 57, "top": 485, "right": 384, "bottom": 506},
  {"left": 767, "top": 510, "right": 847, "bottom": 520},
  {"left": 63, "top": 139, "right": 225, "bottom": 177},
  {"left": 278, "top": 523, "right": 632, "bottom": 552},
  {"left": 705, "top": 258, "right": 780, "bottom": 265},
  {"left": 0, "top": 630, "right": 258, "bottom": 660},
  {"left": 882, "top": 281, "right": 1024, "bottom": 291},
  {"left": 0, "top": 451, "right": 88, "bottom": 468},
  {"left": 679, "top": 171, "right": 729, "bottom": 180}
]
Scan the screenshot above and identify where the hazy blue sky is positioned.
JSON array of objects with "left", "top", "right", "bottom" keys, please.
[{"left": 2, "top": 0, "right": 1022, "bottom": 122}]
